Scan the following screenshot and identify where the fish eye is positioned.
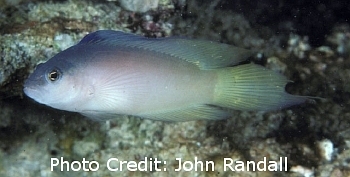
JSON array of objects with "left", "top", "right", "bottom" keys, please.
[{"left": 48, "top": 69, "right": 60, "bottom": 81}]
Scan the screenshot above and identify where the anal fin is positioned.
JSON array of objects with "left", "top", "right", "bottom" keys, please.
[
  {"left": 138, "top": 104, "right": 230, "bottom": 121},
  {"left": 81, "top": 111, "right": 124, "bottom": 121}
]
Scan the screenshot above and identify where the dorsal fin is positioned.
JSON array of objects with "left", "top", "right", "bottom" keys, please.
[{"left": 78, "top": 30, "right": 253, "bottom": 70}]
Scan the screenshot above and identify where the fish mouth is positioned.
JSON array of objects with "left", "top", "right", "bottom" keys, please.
[
  {"left": 23, "top": 86, "right": 37, "bottom": 98},
  {"left": 23, "top": 85, "right": 35, "bottom": 93},
  {"left": 23, "top": 76, "right": 46, "bottom": 95},
  {"left": 23, "top": 79, "right": 37, "bottom": 94},
  {"left": 23, "top": 85, "right": 44, "bottom": 101}
]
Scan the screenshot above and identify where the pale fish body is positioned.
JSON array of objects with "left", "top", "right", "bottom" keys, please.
[{"left": 23, "top": 30, "right": 307, "bottom": 121}]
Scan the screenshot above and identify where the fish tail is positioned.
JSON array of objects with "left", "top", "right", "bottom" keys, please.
[{"left": 213, "top": 64, "right": 307, "bottom": 111}]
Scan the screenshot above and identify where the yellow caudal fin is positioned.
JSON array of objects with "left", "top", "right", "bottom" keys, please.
[{"left": 213, "top": 64, "right": 308, "bottom": 111}]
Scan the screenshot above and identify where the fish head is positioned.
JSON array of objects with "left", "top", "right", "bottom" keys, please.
[{"left": 23, "top": 54, "right": 82, "bottom": 112}]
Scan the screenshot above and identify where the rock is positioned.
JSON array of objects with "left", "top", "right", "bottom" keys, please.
[{"left": 119, "top": 0, "right": 160, "bottom": 13}]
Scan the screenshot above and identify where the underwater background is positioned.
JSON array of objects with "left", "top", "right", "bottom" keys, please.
[{"left": 0, "top": 0, "right": 350, "bottom": 176}]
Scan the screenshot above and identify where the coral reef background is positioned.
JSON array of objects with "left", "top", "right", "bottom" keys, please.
[{"left": 0, "top": 0, "right": 349, "bottom": 176}]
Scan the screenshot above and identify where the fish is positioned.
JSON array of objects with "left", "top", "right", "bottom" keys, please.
[{"left": 23, "top": 30, "right": 308, "bottom": 121}]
